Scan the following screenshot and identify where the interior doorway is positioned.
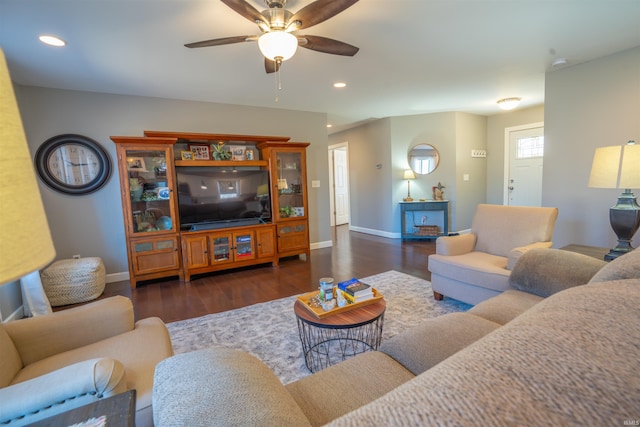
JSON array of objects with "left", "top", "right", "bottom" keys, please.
[
  {"left": 503, "top": 122, "right": 544, "bottom": 207},
  {"left": 328, "top": 142, "right": 351, "bottom": 226}
]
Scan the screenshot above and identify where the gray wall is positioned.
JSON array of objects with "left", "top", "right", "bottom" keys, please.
[
  {"left": 543, "top": 46, "right": 640, "bottom": 249},
  {"left": 331, "top": 111, "right": 488, "bottom": 235},
  {"left": 15, "top": 86, "right": 332, "bottom": 278}
]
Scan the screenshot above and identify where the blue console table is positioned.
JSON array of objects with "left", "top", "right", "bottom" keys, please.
[{"left": 400, "top": 200, "right": 449, "bottom": 240}]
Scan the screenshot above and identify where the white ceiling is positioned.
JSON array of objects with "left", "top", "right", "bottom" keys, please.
[{"left": 1, "top": 0, "right": 639, "bottom": 133}]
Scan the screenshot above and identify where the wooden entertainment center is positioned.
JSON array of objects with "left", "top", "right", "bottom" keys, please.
[{"left": 111, "top": 131, "right": 310, "bottom": 287}]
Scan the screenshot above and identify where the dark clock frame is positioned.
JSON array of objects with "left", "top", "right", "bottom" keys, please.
[{"left": 35, "top": 134, "right": 112, "bottom": 195}]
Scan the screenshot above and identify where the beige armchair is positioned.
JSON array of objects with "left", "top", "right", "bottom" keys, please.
[
  {"left": 0, "top": 296, "right": 173, "bottom": 426},
  {"left": 428, "top": 204, "right": 558, "bottom": 305}
]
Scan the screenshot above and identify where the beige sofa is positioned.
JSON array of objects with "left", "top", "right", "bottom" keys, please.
[
  {"left": 0, "top": 296, "right": 173, "bottom": 427},
  {"left": 428, "top": 203, "right": 558, "bottom": 305},
  {"left": 153, "top": 248, "right": 639, "bottom": 426}
]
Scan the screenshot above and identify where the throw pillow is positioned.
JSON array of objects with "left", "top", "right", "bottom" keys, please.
[{"left": 509, "top": 248, "right": 607, "bottom": 297}]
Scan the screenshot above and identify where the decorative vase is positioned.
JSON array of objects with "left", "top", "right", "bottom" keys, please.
[{"left": 131, "top": 187, "right": 143, "bottom": 201}]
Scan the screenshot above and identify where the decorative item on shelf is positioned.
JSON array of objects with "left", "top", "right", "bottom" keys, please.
[
  {"left": 231, "top": 146, "right": 246, "bottom": 161},
  {"left": 127, "top": 157, "right": 146, "bottom": 171},
  {"left": 277, "top": 178, "right": 288, "bottom": 190},
  {"left": 189, "top": 144, "right": 211, "bottom": 160},
  {"left": 245, "top": 149, "right": 254, "bottom": 160},
  {"left": 211, "top": 142, "right": 232, "bottom": 160},
  {"left": 432, "top": 182, "right": 445, "bottom": 200},
  {"left": 180, "top": 150, "right": 194, "bottom": 160},
  {"left": 414, "top": 225, "right": 440, "bottom": 236},
  {"left": 588, "top": 140, "right": 640, "bottom": 260},
  {"left": 403, "top": 169, "right": 416, "bottom": 201},
  {"left": 280, "top": 205, "right": 295, "bottom": 217},
  {"left": 156, "top": 216, "right": 173, "bottom": 231},
  {"left": 130, "top": 178, "right": 143, "bottom": 201}
]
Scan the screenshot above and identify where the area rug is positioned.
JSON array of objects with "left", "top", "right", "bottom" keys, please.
[{"left": 166, "top": 270, "right": 471, "bottom": 384}]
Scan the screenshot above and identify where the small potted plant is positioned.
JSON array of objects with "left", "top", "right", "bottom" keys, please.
[
  {"left": 211, "top": 142, "right": 232, "bottom": 160},
  {"left": 279, "top": 205, "right": 295, "bottom": 218}
]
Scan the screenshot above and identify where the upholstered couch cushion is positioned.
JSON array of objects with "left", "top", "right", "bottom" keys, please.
[
  {"left": 428, "top": 252, "right": 511, "bottom": 291},
  {"left": 153, "top": 348, "right": 313, "bottom": 427},
  {"left": 472, "top": 204, "right": 558, "bottom": 257},
  {"left": 379, "top": 312, "right": 500, "bottom": 375},
  {"left": 468, "top": 289, "right": 543, "bottom": 324},
  {"left": 509, "top": 248, "right": 607, "bottom": 297},
  {"left": 286, "top": 351, "right": 414, "bottom": 427},
  {"left": 589, "top": 248, "right": 640, "bottom": 283}
]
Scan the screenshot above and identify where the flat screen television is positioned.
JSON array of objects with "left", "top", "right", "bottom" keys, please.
[{"left": 176, "top": 166, "right": 271, "bottom": 231}]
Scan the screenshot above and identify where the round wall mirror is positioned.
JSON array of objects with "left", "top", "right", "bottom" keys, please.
[{"left": 408, "top": 144, "right": 439, "bottom": 175}]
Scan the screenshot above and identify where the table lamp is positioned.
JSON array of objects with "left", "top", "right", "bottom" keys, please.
[
  {"left": 588, "top": 141, "right": 640, "bottom": 260},
  {"left": 0, "top": 48, "right": 56, "bottom": 287},
  {"left": 403, "top": 170, "right": 416, "bottom": 202}
]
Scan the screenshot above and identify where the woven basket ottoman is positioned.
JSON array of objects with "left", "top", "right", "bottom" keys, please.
[{"left": 41, "top": 257, "right": 106, "bottom": 306}]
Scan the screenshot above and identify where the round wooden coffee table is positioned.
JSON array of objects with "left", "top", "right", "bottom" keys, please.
[{"left": 294, "top": 299, "right": 386, "bottom": 373}]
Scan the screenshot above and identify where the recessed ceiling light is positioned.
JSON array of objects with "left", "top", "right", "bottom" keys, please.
[
  {"left": 326, "top": 124, "right": 333, "bottom": 128},
  {"left": 333, "top": 82, "right": 347, "bottom": 88},
  {"left": 39, "top": 35, "right": 66, "bottom": 47},
  {"left": 497, "top": 97, "right": 521, "bottom": 111}
]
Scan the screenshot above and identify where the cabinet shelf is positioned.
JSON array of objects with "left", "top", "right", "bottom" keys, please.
[{"left": 174, "top": 160, "right": 268, "bottom": 168}]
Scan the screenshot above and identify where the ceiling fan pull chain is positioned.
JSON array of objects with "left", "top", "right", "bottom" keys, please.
[{"left": 274, "top": 57, "right": 284, "bottom": 102}]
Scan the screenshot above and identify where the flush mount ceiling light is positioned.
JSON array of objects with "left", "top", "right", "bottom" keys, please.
[
  {"left": 497, "top": 97, "right": 521, "bottom": 111},
  {"left": 333, "top": 82, "right": 347, "bottom": 88},
  {"left": 38, "top": 35, "right": 66, "bottom": 47}
]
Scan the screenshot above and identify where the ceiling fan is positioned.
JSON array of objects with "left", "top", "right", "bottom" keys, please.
[{"left": 185, "top": 0, "right": 360, "bottom": 73}]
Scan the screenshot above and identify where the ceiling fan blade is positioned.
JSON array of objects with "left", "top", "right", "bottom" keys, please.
[
  {"left": 299, "top": 35, "right": 359, "bottom": 56},
  {"left": 221, "top": 0, "right": 268, "bottom": 26},
  {"left": 289, "top": 0, "right": 359, "bottom": 30},
  {"left": 265, "top": 58, "right": 281, "bottom": 74},
  {"left": 185, "top": 35, "right": 256, "bottom": 48}
]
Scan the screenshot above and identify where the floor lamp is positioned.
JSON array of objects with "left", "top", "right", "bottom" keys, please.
[
  {"left": 0, "top": 48, "right": 56, "bottom": 290},
  {"left": 588, "top": 141, "right": 640, "bottom": 261}
]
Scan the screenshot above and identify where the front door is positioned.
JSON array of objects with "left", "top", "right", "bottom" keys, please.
[{"left": 507, "top": 125, "right": 544, "bottom": 207}]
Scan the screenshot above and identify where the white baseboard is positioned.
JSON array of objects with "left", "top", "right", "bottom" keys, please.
[
  {"left": 348, "top": 225, "right": 401, "bottom": 239},
  {"left": 106, "top": 271, "right": 130, "bottom": 283},
  {"left": 3, "top": 306, "right": 24, "bottom": 322},
  {"left": 311, "top": 240, "right": 333, "bottom": 250}
]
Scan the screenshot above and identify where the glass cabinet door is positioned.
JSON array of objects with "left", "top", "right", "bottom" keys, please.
[
  {"left": 234, "top": 232, "right": 255, "bottom": 260},
  {"left": 275, "top": 151, "right": 305, "bottom": 220},
  {"left": 211, "top": 235, "right": 231, "bottom": 263},
  {"left": 125, "top": 148, "right": 174, "bottom": 234}
]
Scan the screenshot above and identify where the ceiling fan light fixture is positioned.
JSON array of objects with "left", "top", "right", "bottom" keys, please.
[
  {"left": 497, "top": 97, "right": 521, "bottom": 111},
  {"left": 258, "top": 31, "right": 298, "bottom": 61}
]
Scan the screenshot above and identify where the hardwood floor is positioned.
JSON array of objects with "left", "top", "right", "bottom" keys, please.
[{"left": 103, "top": 225, "right": 436, "bottom": 323}]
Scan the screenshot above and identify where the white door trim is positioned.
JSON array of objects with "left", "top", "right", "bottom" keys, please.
[
  {"left": 328, "top": 141, "right": 350, "bottom": 227},
  {"left": 503, "top": 122, "right": 544, "bottom": 205}
]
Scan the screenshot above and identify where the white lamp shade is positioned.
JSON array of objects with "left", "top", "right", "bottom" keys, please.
[
  {"left": 403, "top": 170, "right": 416, "bottom": 180},
  {"left": 619, "top": 144, "right": 640, "bottom": 189},
  {"left": 0, "top": 49, "right": 56, "bottom": 285},
  {"left": 258, "top": 31, "right": 298, "bottom": 61},
  {"left": 589, "top": 143, "right": 640, "bottom": 189}
]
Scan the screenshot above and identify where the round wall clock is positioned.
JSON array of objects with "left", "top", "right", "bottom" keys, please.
[{"left": 35, "top": 134, "right": 112, "bottom": 195}]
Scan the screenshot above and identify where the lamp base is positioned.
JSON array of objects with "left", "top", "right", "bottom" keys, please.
[
  {"left": 403, "top": 197, "right": 414, "bottom": 202},
  {"left": 605, "top": 190, "right": 640, "bottom": 261}
]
